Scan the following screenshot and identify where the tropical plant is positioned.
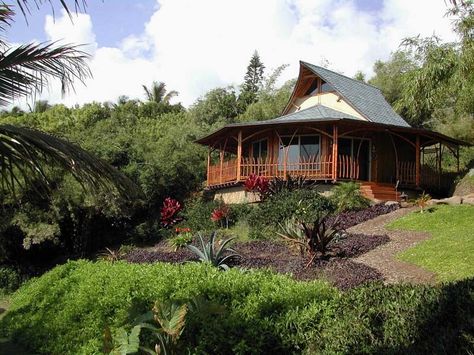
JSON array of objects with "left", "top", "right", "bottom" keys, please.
[
  {"left": 186, "top": 231, "right": 239, "bottom": 270},
  {"left": 143, "top": 81, "right": 178, "bottom": 104},
  {"left": 415, "top": 191, "right": 431, "bottom": 213},
  {"left": 244, "top": 173, "right": 269, "bottom": 197},
  {"left": 103, "top": 325, "right": 142, "bottom": 355},
  {"left": 278, "top": 214, "right": 343, "bottom": 267},
  {"left": 168, "top": 232, "right": 193, "bottom": 251},
  {"left": 160, "top": 198, "right": 182, "bottom": 227},
  {"left": 330, "top": 182, "right": 371, "bottom": 212},
  {"left": 210, "top": 203, "right": 230, "bottom": 228},
  {"left": 0, "top": 1, "right": 140, "bottom": 197}
]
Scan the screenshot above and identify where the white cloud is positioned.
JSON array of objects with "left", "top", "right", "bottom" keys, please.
[{"left": 12, "top": 0, "right": 459, "bottom": 109}]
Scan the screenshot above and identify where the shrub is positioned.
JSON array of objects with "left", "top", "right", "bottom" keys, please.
[
  {"left": 0, "top": 266, "right": 22, "bottom": 294},
  {"left": 180, "top": 198, "right": 220, "bottom": 232},
  {"left": 1, "top": 260, "right": 337, "bottom": 354},
  {"left": 248, "top": 189, "right": 335, "bottom": 239},
  {"left": 160, "top": 198, "right": 183, "bottom": 227},
  {"left": 168, "top": 232, "right": 193, "bottom": 251},
  {"left": 330, "top": 182, "right": 371, "bottom": 212}
]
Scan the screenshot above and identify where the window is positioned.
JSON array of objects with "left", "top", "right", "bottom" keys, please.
[
  {"left": 279, "top": 135, "right": 320, "bottom": 169},
  {"left": 304, "top": 79, "right": 318, "bottom": 96},
  {"left": 252, "top": 139, "right": 268, "bottom": 159},
  {"left": 320, "top": 80, "right": 333, "bottom": 93}
]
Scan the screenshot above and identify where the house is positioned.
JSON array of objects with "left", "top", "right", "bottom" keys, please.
[{"left": 196, "top": 61, "right": 466, "bottom": 202}]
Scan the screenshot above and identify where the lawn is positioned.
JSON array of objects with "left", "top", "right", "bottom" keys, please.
[{"left": 388, "top": 205, "right": 474, "bottom": 282}]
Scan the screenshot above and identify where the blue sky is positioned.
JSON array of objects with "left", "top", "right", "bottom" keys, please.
[{"left": 5, "top": 0, "right": 457, "bottom": 108}]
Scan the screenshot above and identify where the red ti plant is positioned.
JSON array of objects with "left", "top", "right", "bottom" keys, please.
[
  {"left": 211, "top": 204, "right": 230, "bottom": 228},
  {"left": 160, "top": 197, "right": 183, "bottom": 227},
  {"left": 244, "top": 173, "right": 269, "bottom": 198}
]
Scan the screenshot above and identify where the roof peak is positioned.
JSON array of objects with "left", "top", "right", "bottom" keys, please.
[{"left": 299, "top": 60, "right": 381, "bottom": 91}]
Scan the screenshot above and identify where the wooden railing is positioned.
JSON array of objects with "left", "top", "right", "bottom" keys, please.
[
  {"left": 338, "top": 155, "right": 359, "bottom": 180},
  {"left": 397, "top": 161, "right": 416, "bottom": 186},
  {"left": 207, "top": 154, "right": 362, "bottom": 187}
]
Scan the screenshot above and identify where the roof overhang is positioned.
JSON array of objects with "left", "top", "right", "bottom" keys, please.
[{"left": 195, "top": 119, "right": 470, "bottom": 148}]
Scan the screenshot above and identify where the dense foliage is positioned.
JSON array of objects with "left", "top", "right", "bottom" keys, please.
[{"left": 2, "top": 260, "right": 472, "bottom": 354}]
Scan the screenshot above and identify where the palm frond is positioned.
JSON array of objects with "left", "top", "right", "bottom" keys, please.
[
  {"left": 0, "top": 124, "right": 141, "bottom": 198},
  {"left": 14, "top": 0, "right": 88, "bottom": 23},
  {"left": 0, "top": 41, "right": 92, "bottom": 105}
]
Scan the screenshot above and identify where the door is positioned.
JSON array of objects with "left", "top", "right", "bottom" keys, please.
[{"left": 338, "top": 138, "right": 371, "bottom": 181}]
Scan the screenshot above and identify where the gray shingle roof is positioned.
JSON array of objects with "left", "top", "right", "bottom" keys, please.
[
  {"left": 301, "top": 61, "right": 411, "bottom": 127},
  {"left": 271, "top": 104, "right": 361, "bottom": 122}
]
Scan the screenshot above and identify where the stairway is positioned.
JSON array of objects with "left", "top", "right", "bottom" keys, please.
[{"left": 359, "top": 182, "right": 400, "bottom": 202}]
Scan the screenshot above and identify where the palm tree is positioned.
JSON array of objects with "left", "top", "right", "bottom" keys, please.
[
  {"left": 0, "top": 1, "right": 139, "bottom": 197},
  {"left": 142, "top": 81, "right": 178, "bottom": 104}
]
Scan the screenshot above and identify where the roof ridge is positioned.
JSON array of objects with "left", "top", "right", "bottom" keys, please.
[{"left": 299, "top": 60, "right": 381, "bottom": 91}]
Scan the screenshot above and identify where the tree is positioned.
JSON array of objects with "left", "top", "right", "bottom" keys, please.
[
  {"left": 353, "top": 71, "right": 366, "bottom": 82},
  {"left": 142, "top": 81, "right": 178, "bottom": 104},
  {"left": 239, "top": 51, "right": 265, "bottom": 108},
  {"left": 0, "top": 1, "right": 139, "bottom": 197}
]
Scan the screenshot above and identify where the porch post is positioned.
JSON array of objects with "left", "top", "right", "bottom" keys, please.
[
  {"left": 207, "top": 148, "right": 211, "bottom": 187},
  {"left": 332, "top": 124, "right": 338, "bottom": 181},
  {"left": 219, "top": 148, "right": 224, "bottom": 184},
  {"left": 438, "top": 143, "right": 443, "bottom": 189},
  {"left": 457, "top": 146, "right": 460, "bottom": 174},
  {"left": 236, "top": 130, "right": 242, "bottom": 181},
  {"left": 415, "top": 135, "right": 420, "bottom": 188}
]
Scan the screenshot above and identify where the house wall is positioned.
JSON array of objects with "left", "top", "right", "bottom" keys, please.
[{"left": 288, "top": 93, "right": 366, "bottom": 120}]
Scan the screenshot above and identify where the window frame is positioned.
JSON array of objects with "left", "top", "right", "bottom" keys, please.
[{"left": 278, "top": 134, "right": 321, "bottom": 170}]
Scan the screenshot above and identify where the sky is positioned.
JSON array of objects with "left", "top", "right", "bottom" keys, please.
[{"left": 7, "top": 0, "right": 458, "bottom": 108}]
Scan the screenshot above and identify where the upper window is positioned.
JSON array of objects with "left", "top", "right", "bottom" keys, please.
[
  {"left": 304, "top": 80, "right": 318, "bottom": 96},
  {"left": 320, "top": 80, "right": 334, "bottom": 93}
]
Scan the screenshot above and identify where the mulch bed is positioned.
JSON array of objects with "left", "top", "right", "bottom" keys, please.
[{"left": 124, "top": 233, "right": 390, "bottom": 290}]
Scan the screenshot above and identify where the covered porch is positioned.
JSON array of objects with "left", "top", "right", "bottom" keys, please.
[{"left": 198, "top": 119, "right": 464, "bottom": 194}]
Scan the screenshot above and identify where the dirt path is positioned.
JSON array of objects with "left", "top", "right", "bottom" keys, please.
[{"left": 348, "top": 207, "right": 436, "bottom": 284}]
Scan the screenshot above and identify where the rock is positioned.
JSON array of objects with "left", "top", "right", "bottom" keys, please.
[
  {"left": 439, "top": 196, "right": 463, "bottom": 205},
  {"left": 385, "top": 201, "right": 399, "bottom": 206},
  {"left": 462, "top": 196, "right": 474, "bottom": 205},
  {"left": 427, "top": 199, "right": 440, "bottom": 206}
]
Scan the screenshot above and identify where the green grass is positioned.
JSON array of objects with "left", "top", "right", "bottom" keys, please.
[{"left": 388, "top": 205, "right": 474, "bottom": 281}]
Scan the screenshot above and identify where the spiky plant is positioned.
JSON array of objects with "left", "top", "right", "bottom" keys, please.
[
  {"left": 415, "top": 191, "right": 431, "bottom": 213},
  {"left": 186, "top": 231, "right": 240, "bottom": 270}
]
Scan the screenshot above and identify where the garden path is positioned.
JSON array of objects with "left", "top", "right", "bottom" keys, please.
[{"left": 348, "top": 207, "right": 436, "bottom": 284}]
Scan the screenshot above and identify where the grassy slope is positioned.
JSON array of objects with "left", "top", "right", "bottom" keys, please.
[{"left": 388, "top": 205, "right": 474, "bottom": 281}]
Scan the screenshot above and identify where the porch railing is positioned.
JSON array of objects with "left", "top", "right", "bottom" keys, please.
[
  {"left": 207, "top": 154, "right": 360, "bottom": 186},
  {"left": 397, "top": 161, "right": 416, "bottom": 186}
]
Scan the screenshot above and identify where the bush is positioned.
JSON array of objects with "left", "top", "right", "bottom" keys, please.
[
  {"left": 309, "top": 280, "right": 474, "bottom": 354},
  {"left": 180, "top": 197, "right": 220, "bottom": 232},
  {"left": 330, "top": 182, "right": 371, "bottom": 212},
  {"left": 248, "top": 189, "right": 335, "bottom": 239},
  {"left": 0, "top": 266, "right": 22, "bottom": 294},
  {"left": 1, "top": 260, "right": 336, "bottom": 355},
  {"left": 2, "top": 261, "right": 473, "bottom": 355}
]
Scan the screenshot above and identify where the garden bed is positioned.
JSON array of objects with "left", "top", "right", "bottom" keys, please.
[{"left": 124, "top": 233, "right": 390, "bottom": 289}]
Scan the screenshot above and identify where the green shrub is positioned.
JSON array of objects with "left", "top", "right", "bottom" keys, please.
[
  {"left": 1, "top": 260, "right": 336, "bottom": 355},
  {"left": 180, "top": 197, "right": 220, "bottom": 232},
  {"left": 248, "top": 189, "right": 335, "bottom": 239},
  {"left": 0, "top": 266, "right": 22, "bottom": 294},
  {"left": 330, "top": 182, "right": 371, "bottom": 212},
  {"left": 309, "top": 281, "right": 474, "bottom": 354}
]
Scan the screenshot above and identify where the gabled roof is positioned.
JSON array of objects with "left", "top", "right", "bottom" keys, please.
[
  {"left": 299, "top": 61, "right": 411, "bottom": 127},
  {"left": 271, "top": 104, "right": 360, "bottom": 122}
]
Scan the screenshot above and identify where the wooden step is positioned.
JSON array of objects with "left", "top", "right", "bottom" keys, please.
[{"left": 359, "top": 182, "right": 400, "bottom": 202}]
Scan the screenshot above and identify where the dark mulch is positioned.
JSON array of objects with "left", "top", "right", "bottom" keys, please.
[
  {"left": 124, "top": 233, "right": 390, "bottom": 290},
  {"left": 328, "top": 203, "right": 400, "bottom": 230}
]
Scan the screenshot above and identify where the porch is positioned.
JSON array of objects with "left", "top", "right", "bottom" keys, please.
[{"left": 202, "top": 120, "right": 463, "bottom": 194}]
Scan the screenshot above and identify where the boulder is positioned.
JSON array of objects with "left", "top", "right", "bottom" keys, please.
[
  {"left": 385, "top": 201, "right": 399, "bottom": 206},
  {"left": 439, "top": 196, "right": 463, "bottom": 205},
  {"left": 462, "top": 196, "right": 474, "bottom": 205}
]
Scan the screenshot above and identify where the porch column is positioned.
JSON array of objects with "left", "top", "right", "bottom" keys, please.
[
  {"left": 457, "top": 146, "right": 460, "bottom": 174},
  {"left": 415, "top": 135, "right": 420, "bottom": 188},
  {"left": 207, "top": 149, "right": 211, "bottom": 187},
  {"left": 438, "top": 143, "right": 442, "bottom": 189},
  {"left": 332, "top": 124, "right": 338, "bottom": 181},
  {"left": 219, "top": 148, "right": 224, "bottom": 184},
  {"left": 236, "top": 130, "right": 242, "bottom": 181}
]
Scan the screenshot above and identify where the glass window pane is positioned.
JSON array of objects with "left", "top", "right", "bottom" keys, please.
[
  {"left": 260, "top": 140, "right": 268, "bottom": 158},
  {"left": 321, "top": 81, "right": 333, "bottom": 93},
  {"left": 300, "top": 136, "right": 320, "bottom": 160},
  {"left": 304, "top": 80, "right": 318, "bottom": 96}
]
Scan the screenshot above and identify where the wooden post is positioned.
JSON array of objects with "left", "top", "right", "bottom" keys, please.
[
  {"left": 236, "top": 130, "right": 242, "bottom": 181},
  {"left": 207, "top": 149, "right": 211, "bottom": 186},
  {"left": 438, "top": 143, "right": 443, "bottom": 189},
  {"left": 219, "top": 149, "right": 224, "bottom": 184},
  {"left": 415, "top": 135, "right": 420, "bottom": 188},
  {"left": 332, "top": 124, "right": 338, "bottom": 181},
  {"left": 457, "top": 146, "right": 460, "bottom": 174}
]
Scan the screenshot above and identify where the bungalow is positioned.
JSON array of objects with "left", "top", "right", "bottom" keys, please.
[{"left": 196, "top": 61, "right": 466, "bottom": 202}]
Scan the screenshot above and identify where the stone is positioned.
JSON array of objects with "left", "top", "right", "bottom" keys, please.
[
  {"left": 385, "top": 201, "right": 399, "bottom": 206},
  {"left": 439, "top": 196, "right": 463, "bottom": 205},
  {"left": 462, "top": 196, "right": 474, "bottom": 205}
]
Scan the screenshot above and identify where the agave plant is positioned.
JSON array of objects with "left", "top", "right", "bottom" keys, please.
[{"left": 186, "top": 232, "right": 240, "bottom": 270}]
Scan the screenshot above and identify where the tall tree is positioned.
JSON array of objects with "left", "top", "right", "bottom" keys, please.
[
  {"left": 0, "top": 1, "right": 139, "bottom": 197},
  {"left": 239, "top": 51, "right": 265, "bottom": 108},
  {"left": 142, "top": 81, "right": 178, "bottom": 104}
]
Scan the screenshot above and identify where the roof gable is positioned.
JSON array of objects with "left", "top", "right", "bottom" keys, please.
[
  {"left": 284, "top": 61, "right": 411, "bottom": 128},
  {"left": 271, "top": 104, "right": 360, "bottom": 122}
]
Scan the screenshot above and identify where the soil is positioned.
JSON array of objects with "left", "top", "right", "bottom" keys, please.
[
  {"left": 125, "top": 233, "right": 390, "bottom": 290},
  {"left": 348, "top": 207, "right": 436, "bottom": 284}
]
